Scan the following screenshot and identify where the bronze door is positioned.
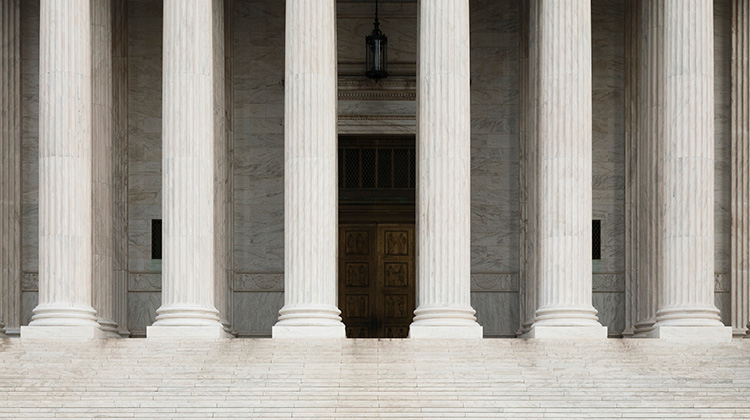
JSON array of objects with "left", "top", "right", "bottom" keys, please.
[{"left": 339, "top": 224, "right": 415, "bottom": 338}]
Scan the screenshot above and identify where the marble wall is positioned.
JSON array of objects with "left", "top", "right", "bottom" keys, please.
[
  {"left": 125, "top": 0, "right": 163, "bottom": 337},
  {"left": 19, "top": 0, "right": 39, "bottom": 328},
  {"left": 12, "top": 0, "right": 736, "bottom": 337},
  {"left": 591, "top": 0, "right": 626, "bottom": 335}
]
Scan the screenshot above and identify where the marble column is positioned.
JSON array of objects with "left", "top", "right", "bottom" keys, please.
[
  {"left": 112, "top": 0, "right": 130, "bottom": 337},
  {"left": 0, "top": 0, "right": 22, "bottom": 338},
  {"left": 519, "top": 0, "right": 539, "bottom": 336},
  {"left": 91, "top": 0, "right": 119, "bottom": 337},
  {"left": 633, "top": 0, "right": 662, "bottom": 337},
  {"left": 731, "top": 0, "right": 750, "bottom": 338},
  {"left": 224, "top": 0, "right": 235, "bottom": 335},
  {"left": 648, "top": 0, "right": 730, "bottom": 340},
  {"left": 527, "top": 0, "right": 606, "bottom": 339},
  {"left": 622, "top": 0, "right": 639, "bottom": 337},
  {"left": 272, "top": 0, "right": 345, "bottom": 338},
  {"left": 409, "top": 0, "right": 482, "bottom": 339},
  {"left": 147, "top": 0, "right": 228, "bottom": 339},
  {"left": 213, "top": 0, "right": 230, "bottom": 334},
  {"left": 22, "top": 0, "right": 104, "bottom": 339}
]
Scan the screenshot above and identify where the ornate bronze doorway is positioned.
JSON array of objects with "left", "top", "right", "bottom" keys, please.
[
  {"left": 338, "top": 135, "right": 416, "bottom": 338},
  {"left": 339, "top": 224, "right": 415, "bottom": 338}
]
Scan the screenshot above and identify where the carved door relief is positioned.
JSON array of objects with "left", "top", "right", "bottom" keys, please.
[{"left": 339, "top": 224, "right": 415, "bottom": 338}]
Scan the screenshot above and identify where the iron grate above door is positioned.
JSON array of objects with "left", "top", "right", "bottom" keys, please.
[{"left": 338, "top": 147, "right": 415, "bottom": 190}]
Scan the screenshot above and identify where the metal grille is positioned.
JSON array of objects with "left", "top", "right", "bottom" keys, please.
[
  {"left": 339, "top": 146, "right": 415, "bottom": 190},
  {"left": 151, "top": 219, "right": 162, "bottom": 260},
  {"left": 592, "top": 220, "right": 602, "bottom": 260}
]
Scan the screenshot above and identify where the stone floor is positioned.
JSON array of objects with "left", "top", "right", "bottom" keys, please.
[{"left": 0, "top": 338, "right": 749, "bottom": 419}]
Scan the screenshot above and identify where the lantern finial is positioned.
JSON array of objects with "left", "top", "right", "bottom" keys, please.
[{"left": 366, "top": 0, "right": 388, "bottom": 80}]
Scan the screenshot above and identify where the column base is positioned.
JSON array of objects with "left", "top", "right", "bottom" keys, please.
[
  {"left": 98, "top": 317, "right": 121, "bottom": 338},
  {"left": 147, "top": 325, "right": 231, "bottom": 340},
  {"left": 526, "top": 324, "right": 608, "bottom": 339},
  {"left": 644, "top": 325, "right": 732, "bottom": 341},
  {"left": 21, "top": 325, "right": 106, "bottom": 340},
  {"left": 409, "top": 324, "right": 483, "bottom": 339},
  {"left": 272, "top": 324, "right": 345, "bottom": 339}
]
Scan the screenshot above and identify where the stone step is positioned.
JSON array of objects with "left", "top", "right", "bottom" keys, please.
[{"left": 0, "top": 339, "right": 748, "bottom": 419}]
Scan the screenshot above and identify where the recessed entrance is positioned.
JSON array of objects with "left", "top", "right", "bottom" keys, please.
[{"left": 338, "top": 135, "right": 416, "bottom": 338}]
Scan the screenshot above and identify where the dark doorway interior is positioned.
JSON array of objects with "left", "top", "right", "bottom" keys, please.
[{"left": 338, "top": 135, "right": 416, "bottom": 338}]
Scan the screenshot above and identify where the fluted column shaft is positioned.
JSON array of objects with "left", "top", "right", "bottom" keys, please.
[
  {"left": 519, "top": 0, "right": 539, "bottom": 336},
  {"left": 731, "top": 0, "right": 750, "bottom": 337},
  {"left": 148, "top": 0, "right": 226, "bottom": 339},
  {"left": 650, "top": 0, "right": 729, "bottom": 339},
  {"left": 633, "top": 0, "right": 663, "bottom": 337},
  {"left": 623, "top": 0, "right": 639, "bottom": 337},
  {"left": 23, "top": 0, "right": 103, "bottom": 338},
  {"left": 0, "top": 0, "right": 21, "bottom": 338},
  {"left": 272, "top": 0, "right": 344, "bottom": 338},
  {"left": 112, "top": 0, "right": 129, "bottom": 337},
  {"left": 91, "top": 0, "right": 118, "bottom": 337},
  {"left": 528, "top": 0, "right": 606, "bottom": 339},
  {"left": 409, "top": 0, "right": 481, "bottom": 339},
  {"left": 223, "top": 0, "right": 235, "bottom": 335},
  {"left": 212, "top": 0, "right": 229, "bottom": 334}
]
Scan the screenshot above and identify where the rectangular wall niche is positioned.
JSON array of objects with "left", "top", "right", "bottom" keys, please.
[
  {"left": 152, "top": 219, "right": 162, "bottom": 260},
  {"left": 592, "top": 219, "right": 602, "bottom": 260}
]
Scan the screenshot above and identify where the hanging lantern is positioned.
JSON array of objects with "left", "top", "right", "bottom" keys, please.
[{"left": 366, "top": 0, "right": 388, "bottom": 80}]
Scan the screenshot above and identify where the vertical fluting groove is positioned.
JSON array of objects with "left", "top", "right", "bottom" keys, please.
[
  {"left": 411, "top": 0, "right": 479, "bottom": 329},
  {"left": 530, "top": 0, "right": 601, "bottom": 328},
  {"left": 112, "top": 0, "right": 129, "bottom": 337},
  {"left": 275, "top": 0, "right": 343, "bottom": 328},
  {"left": 633, "top": 0, "right": 662, "bottom": 336},
  {"left": 91, "top": 0, "right": 118, "bottom": 336},
  {"left": 154, "top": 0, "right": 221, "bottom": 327},
  {"left": 623, "top": 0, "right": 638, "bottom": 336},
  {"left": 731, "top": 0, "right": 750, "bottom": 336},
  {"left": 655, "top": 0, "right": 722, "bottom": 327},
  {"left": 30, "top": 0, "right": 99, "bottom": 327},
  {"left": 212, "top": 0, "right": 229, "bottom": 332},
  {"left": 0, "top": 0, "right": 21, "bottom": 336}
]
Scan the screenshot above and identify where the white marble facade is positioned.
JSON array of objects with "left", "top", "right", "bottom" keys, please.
[{"left": 1, "top": 0, "right": 748, "bottom": 339}]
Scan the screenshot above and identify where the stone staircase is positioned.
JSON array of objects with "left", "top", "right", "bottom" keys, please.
[{"left": 0, "top": 338, "right": 749, "bottom": 419}]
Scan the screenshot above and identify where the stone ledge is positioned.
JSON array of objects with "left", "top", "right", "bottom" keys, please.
[
  {"left": 147, "top": 325, "right": 231, "bottom": 340},
  {"left": 21, "top": 325, "right": 106, "bottom": 340},
  {"left": 526, "top": 325, "right": 608, "bottom": 339},
  {"left": 645, "top": 325, "right": 733, "bottom": 341}
]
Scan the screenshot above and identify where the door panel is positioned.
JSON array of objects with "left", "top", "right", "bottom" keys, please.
[
  {"left": 378, "top": 225, "right": 415, "bottom": 338},
  {"left": 339, "top": 223, "right": 415, "bottom": 338},
  {"left": 339, "top": 225, "right": 377, "bottom": 338}
]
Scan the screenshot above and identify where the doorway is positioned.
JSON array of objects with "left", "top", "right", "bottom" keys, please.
[{"left": 338, "top": 135, "right": 416, "bottom": 338}]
